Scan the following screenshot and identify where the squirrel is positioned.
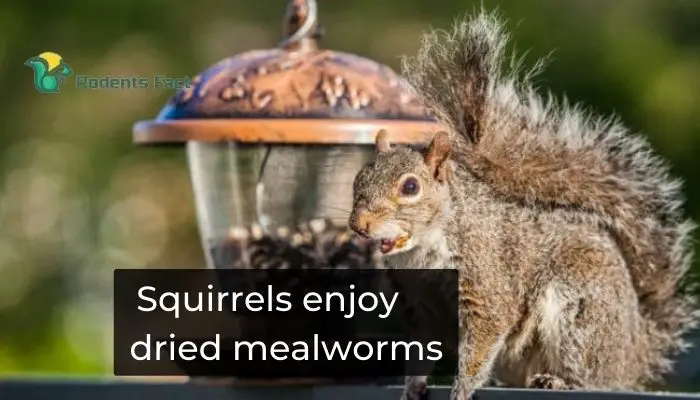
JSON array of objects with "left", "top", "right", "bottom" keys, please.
[{"left": 348, "top": 9, "right": 699, "bottom": 400}]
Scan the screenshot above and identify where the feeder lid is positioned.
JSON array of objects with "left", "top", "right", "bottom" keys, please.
[{"left": 133, "top": 0, "right": 438, "bottom": 145}]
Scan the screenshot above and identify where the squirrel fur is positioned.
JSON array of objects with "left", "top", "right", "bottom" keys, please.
[{"left": 348, "top": 9, "right": 699, "bottom": 399}]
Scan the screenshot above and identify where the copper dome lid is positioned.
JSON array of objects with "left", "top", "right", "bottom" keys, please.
[{"left": 133, "top": 0, "right": 438, "bottom": 145}]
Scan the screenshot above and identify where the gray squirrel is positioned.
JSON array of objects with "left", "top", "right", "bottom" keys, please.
[{"left": 348, "top": 9, "right": 699, "bottom": 400}]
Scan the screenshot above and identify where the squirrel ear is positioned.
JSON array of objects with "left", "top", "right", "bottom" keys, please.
[
  {"left": 425, "top": 131, "right": 452, "bottom": 182},
  {"left": 375, "top": 129, "right": 391, "bottom": 153}
]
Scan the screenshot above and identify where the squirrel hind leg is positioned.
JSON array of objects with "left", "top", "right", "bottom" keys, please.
[
  {"left": 520, "top": 232, "right": 648, "bottom": 391},
  {"left": 526, "top": 373, "right": 579, "bottom": 390}
]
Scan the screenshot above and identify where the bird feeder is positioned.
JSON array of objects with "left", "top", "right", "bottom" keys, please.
[{"left": 133, "top": 0, "right": 439, "bottom": 271}]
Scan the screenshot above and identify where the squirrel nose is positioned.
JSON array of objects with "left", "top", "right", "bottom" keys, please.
[{"left": 349, "top": 209, "right": 371, "bottom": 237}]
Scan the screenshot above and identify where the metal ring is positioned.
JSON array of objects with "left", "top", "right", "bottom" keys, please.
[{"left": 278, "top": 0, "right": 318, "bottom": 48}]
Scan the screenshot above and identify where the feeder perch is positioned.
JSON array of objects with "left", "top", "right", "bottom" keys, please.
[{"left": 132, "top": 0, "right": 439, "bottom": 271}]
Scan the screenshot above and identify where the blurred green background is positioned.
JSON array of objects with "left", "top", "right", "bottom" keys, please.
[{"left": 0, "top": 0, "right": 699, "bottom": 391}]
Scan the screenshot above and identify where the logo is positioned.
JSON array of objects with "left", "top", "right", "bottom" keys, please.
[
  {"left": 24, "top": 52, "right": 73, "bottom": 93},
  {"left": 23, "top": 52, "right": 190, "bottom": 93}
]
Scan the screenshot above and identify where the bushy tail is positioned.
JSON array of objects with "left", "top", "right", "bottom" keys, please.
[{"left": 401, "top": 9, "right": 698, "bottom": 383}]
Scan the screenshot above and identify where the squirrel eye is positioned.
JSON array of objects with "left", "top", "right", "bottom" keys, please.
[{"left": 400, "top": 177, "right": 421, "bottom": 196}]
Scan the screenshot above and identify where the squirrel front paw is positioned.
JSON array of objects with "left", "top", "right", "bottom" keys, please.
[
  {"left": 401, "top": 378, "right": 429, "bottom": 400},
  {"left": 526, "top": 373, "right": 576, "bottom": 390},
  {"left": 449, "top": 378, "right": 477, "bottom": 400}
]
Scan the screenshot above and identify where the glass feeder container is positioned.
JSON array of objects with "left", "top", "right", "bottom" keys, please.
[{"left": 133, "top": 0, "right": 439, "bottom": 271}]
